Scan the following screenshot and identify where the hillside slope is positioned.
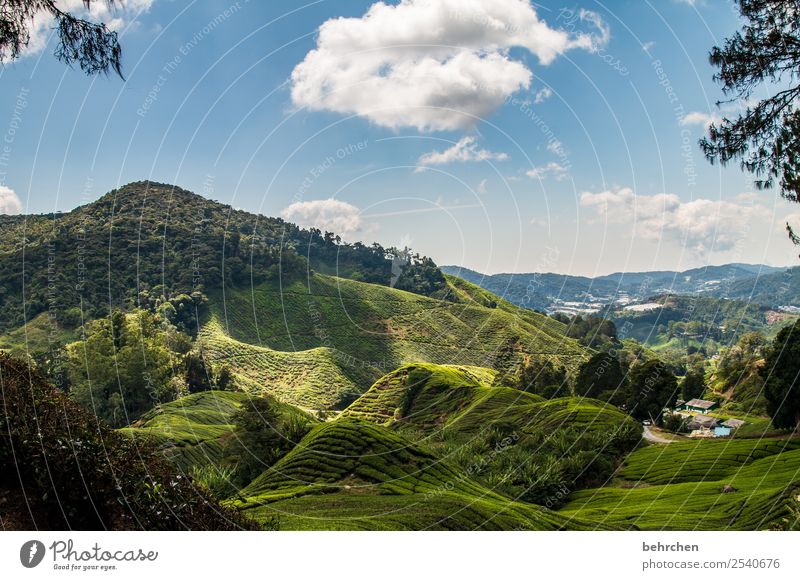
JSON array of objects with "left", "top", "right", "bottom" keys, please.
[
  {"left": 232, "top": 419, "right": 615, "bottom": 531},
  {"left": 560, "top": 439, "right": 800, "bottom": 530},
  {"left": 340, "top": 363, "right": 641, "bottom": 505},
  {"left": 200, "top": 275, "right": 587, "bottom": 409}
]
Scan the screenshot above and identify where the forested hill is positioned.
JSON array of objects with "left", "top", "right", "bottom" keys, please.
[{"left": 0, "top": 181, "right": 447, "bottom": 333}]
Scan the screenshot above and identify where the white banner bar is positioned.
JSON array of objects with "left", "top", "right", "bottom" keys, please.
[{"left": 1, "top": 531, "right": 799, "bottom": 580}]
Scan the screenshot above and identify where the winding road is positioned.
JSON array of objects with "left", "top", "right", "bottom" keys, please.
[{"left": 642, "top": 425, "right": 675, "bottom": 444}]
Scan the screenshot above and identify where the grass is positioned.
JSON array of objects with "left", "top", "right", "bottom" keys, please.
[
  {"left": 201, "top": 273, "right": 588, "bottom": 410},
  {"left": 231, "top": 418, "right": 615, "bottom": 531},
  {"left": 559, "top": 438, "right": 800, "bottom": 530}
]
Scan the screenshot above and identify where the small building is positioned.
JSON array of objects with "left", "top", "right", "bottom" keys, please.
[
  {"left": 714, "top": 426, "right": 732, "bottom": 438},
  {"left": 688, "top": 414, "right": 718, "bottom": 430},
  {"left": 681, "top": 398, "right": 719, "bottom": 413},
  {"left": 721, "top": 418, "right": 745, "bottom": 430}
]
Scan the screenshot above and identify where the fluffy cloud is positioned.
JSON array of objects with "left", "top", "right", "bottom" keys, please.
[
  {"left": 416, "top": 136, "right": 508, "bottom": 171},
  {"left": 17, "top": 0, "right": 154, "bottom": 58},
  {"left": 526, "top": 161, "right": 568, "bottom": 181},
  {"left": 580, "top": 187, "right": 770, "bottom": 253},
  {"left": 281, "top": 199, "right": 363, "bottom": 236},
  {"left": 0, "top": 186, "right": 22, "bottom": 214},
  {"left": 291, "top": 0, "right": 608, "bottom": 131},
  {"left": 680, "top": 111, "right": 722, "bottom": 128}
]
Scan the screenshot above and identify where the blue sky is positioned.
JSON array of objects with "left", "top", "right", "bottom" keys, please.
[{"left": 1, "top": 0, "right": 797, "bottom": 275}]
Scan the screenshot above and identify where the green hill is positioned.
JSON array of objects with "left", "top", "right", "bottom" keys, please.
[
  {"left": 344, "top": 362, "right": 637, "bottom": 436},
  {"left": 232, "top": 419, "right": 613, "bottom": 531},
  {"left": 0, "top": 182, "right": 589, "bottom": 413},
  {"left": 560, "top": 438, "right": 800, "bottom": 530},
  {"left": 0, "top": 181, "right": 446, "bottom": 336},
  {"left": 199, "top": 275, "right": 587, "bottom": 409},
  {"left": 340, "top": 363, "right": 641, "bottom": 506}
]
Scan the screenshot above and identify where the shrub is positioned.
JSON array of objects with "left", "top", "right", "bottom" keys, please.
[{"left": 0, "top": 353, "right": 258, "bottom": 530}]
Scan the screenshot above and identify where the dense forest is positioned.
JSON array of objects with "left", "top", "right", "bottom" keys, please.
[{"left": 0, "top": 181, "right": 447, "bottom": 334}]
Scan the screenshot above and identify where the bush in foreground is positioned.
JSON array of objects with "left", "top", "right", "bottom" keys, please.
[{"left": 0, "top": 353, "right": 259, "bottom": 530}]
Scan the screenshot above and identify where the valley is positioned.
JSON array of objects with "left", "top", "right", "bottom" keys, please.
[{"left": 1, "top": 182, "right": 798, "bottom": 531}]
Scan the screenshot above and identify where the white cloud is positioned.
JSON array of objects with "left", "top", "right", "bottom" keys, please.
[
  {"left": 546, "top": 139, "right": 564, "bottom": 154},
  {"left": 281, "top": 199, "right": 363, "bottom": 236},
  {"left": 526, "top": 161, "right": 568, "bottom": 181},
  {"left": 534, "top": 87, "right": 552, "bottom": 104},
  {"left": 290, "top": 0, "right": 609, "bottom": 131},
  {"left": 16, "top": 0, "right": 154, "bottom": 58},
  {"left": 0, "top": 186, "right": 22, "bottom": 214},
  {"left": 416, "top": 136, "right": 508, "bottom": 171},
  {"left": 580, "top": 187, "right": 770, "bottom": 254},
  {"left": 680, "top": 111, "right": 722, "bottom": 128}
]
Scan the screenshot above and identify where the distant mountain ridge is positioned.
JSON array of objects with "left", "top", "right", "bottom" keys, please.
[{"left": 441, "top": 263, "right": 797, "bottom": 313}]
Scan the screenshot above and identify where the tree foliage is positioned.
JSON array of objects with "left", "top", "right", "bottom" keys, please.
[
  {"left": 225, "top": 397, "right": 312, "bottom": 488},
  {"left": 0, "top": 353, "right": 257, "bottom": 529},
  {"left": 626, "top": 359, "right": 679, "bottom": 422},
  {"left": 565, "top": 315, "right": 617, "bottom": 348},
  {"left": 760, "top": 322, "right": 800, "bottom": 429},
  {"left": 681, "top": 370, "right": 706, "bottom": 402},
  {"left": 575, "top": 350, "right": 628, "bottom": 405},
  {"left": 517, "top": 357, "right": 567, "bottom": 398},
  {"left": 700, "top": 0, "right": 800, "bottom": 205},
  {"left": 0, "top": 182, "right": 448, "bottom": 335},
  {"left": 0, "top": 0, "right": 123, "bottom": 76},
  {"left": 66, "top": 309, "right": 184, "bottom": 427}
]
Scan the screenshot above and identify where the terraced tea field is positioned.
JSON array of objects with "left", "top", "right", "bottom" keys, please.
[
  {"left": 344, "top": 362, "right": 638, "bottom": 440},
  {"left": 232, "top": 419, "right": 616, "bottom": 531},
  {"left": 560, "top": 438, "right": 800, "bottom": 530},
  {"left": 120, "top": 391, "right": 246, "bottom": 470},
  {"left": 201, "top": 274, "right": 588, "bottom": 409},
  {"left": 619, "top": 438, "right": 800, "bottom": 484}
]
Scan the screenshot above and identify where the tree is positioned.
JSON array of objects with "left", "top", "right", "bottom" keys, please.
[
  {"left": 185, "top": 349, "right": 213, "bottom": 393},
  {"left": 699, "top": 1, "right": 800, "bottom": 250},
  {"left": 66, "top": 310, "right": 177, "bottom": 427},
  {"left": 215, "top": 364, "right": 235, "bottom": 391},
  {"left": 626, "top": 359, "right": 679, "bottom": 423},
  {"left": 662, "top": 413, "right": 689, "bottom": 434},
  {"left": 518, "top": 358, "right": 567, "bottom": 398},
  {"left": 681, "top": 370, "right": 706, "bottom": 401},
  {"left": 574, "top": 351, "right": 628, "bottom": 405},
  {"left": 0, "top": 1, "right": 123, "bottom": 76},
  {"left": 760, "top": 322, "right": 800, "bottom": 430},
  {"left": 226, "top": 398, "right": 311, "bottom": 488}
]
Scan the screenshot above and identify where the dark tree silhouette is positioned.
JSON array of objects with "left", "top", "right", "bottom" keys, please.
[
  {"left": 700, "top": 1, "right": 800, "bottom": 254},
  {"left": 760, "top": 322, "right": 800, "bottom": 430},
  {"left": 0, "top": 1, "right": 122, "bottom": 76}
]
